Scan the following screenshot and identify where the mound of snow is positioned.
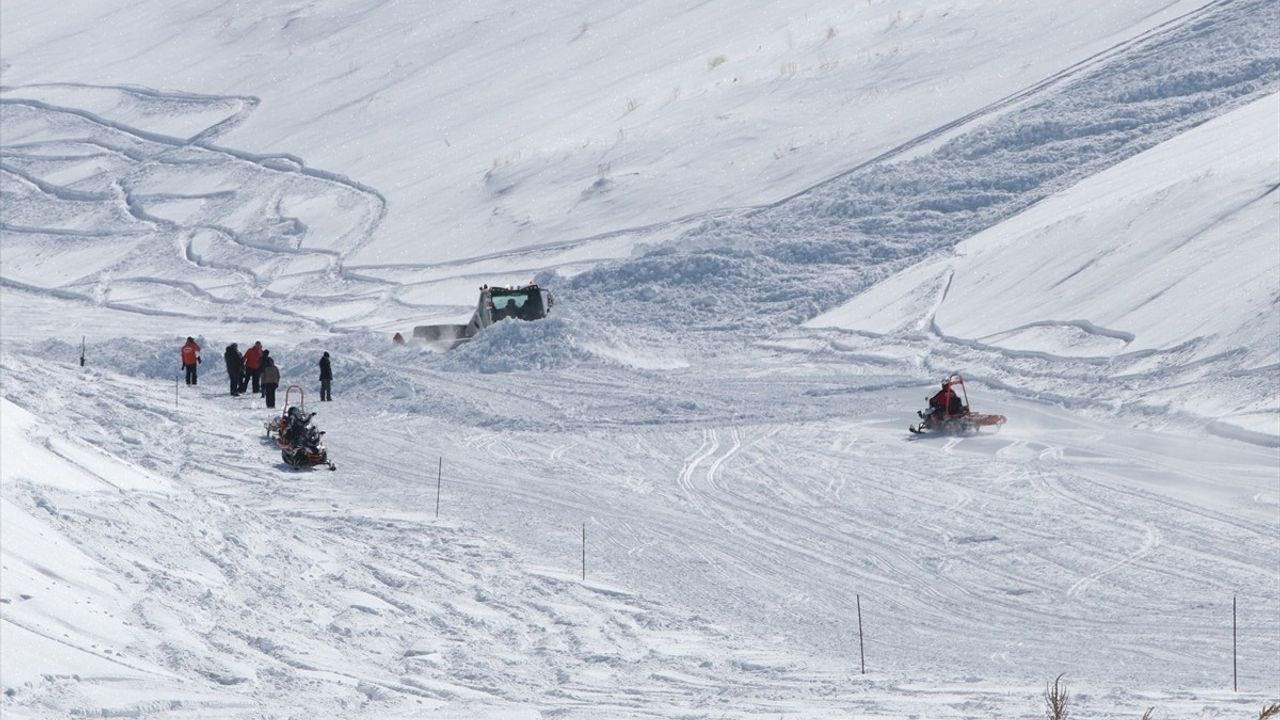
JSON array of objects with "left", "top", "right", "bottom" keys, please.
[{"left": 442, "top": 316, "right": 606, "bottom": 373}]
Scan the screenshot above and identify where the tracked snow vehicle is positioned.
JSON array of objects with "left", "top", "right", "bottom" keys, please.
[
  {"left": 413, "top": 283, "right": 553, "bottom": 347},
  {"left": 909, "top": 374, "right": 1006, "bottom": 435},
  {"left": 265, "top": 386, "right": 336, "bottom": 470}
]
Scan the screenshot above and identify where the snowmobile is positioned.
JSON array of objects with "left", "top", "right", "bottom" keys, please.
[
  {"left": 411, "top": 282, "right": 553, "bottom": 348},
  {"left": 281, "top": 423, "right": 335, "bottom": 471},
  {"left": 265, "top": 386, "right": 336, "bottom": 470},
  {"left": 909, "top": 374, "right": 1006, "bottom": 435}
]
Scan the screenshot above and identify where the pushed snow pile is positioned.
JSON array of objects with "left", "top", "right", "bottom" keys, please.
[
  {"left": 567, "top": 247, "right": 853, "bottom": 337},
  {"left": 443, "top": 315, "right": 622, "bottom": 373},
  {"left": 23, "top": 337, "right": 210, "bottom": 380}
]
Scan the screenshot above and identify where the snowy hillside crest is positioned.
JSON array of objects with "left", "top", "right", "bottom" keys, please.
[{"left": 2, "top": 0, "right": 1278, "bottom": 718}]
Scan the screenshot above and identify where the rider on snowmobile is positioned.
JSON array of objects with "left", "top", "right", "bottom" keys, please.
[{"left": 927, "top": 381, "right": 966, "bottom": 422}]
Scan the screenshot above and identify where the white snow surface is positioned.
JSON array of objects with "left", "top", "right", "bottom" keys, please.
[
  {"left": 810, "top": 93, "right": 1280, "bottom": 441},
  {"left": 2, "top": 0, "right": 1279, "bottom": 718}
]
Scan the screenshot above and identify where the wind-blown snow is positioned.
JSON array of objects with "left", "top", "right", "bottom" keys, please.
[{"left": 2, "top": 0, "right": 1278, "bottom": 718}]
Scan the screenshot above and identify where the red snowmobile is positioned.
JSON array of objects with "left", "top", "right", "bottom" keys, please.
[{"left": 909, "top": 374, "right": 1006, "bottom": 435}]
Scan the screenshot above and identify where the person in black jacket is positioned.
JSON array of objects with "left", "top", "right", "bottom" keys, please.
[
  {"left": 224, "top": 343, "right": 244, "bottom": 397},
  {"left": 319, "top": 351, "right": 333, "bottom": 401}
]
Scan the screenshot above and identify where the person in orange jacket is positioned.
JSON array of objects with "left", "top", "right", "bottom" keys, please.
[
  {"left": 241, "top": 341, "right": 264, "bottom": 395},
  {"left": 180, "top": 337, "right": 202, "bottom": 385}
]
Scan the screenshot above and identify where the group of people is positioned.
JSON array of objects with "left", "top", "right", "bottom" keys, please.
[
  {"left": 222, "top": 341, "right": 280, "bottom": 405},
  {"left": 179, "top": 338, "right": 332, "bottom": 408}
]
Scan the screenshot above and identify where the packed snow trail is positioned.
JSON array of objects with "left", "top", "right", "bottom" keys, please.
[
  {"left": 1, "top": 354, "right": 879, "bottom": 719},
  {"left": 5, "top": 343, "right": 1275, "bottom": 718}
]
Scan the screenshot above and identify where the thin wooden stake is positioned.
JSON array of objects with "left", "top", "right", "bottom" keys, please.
[
  {"left": 581, "top": 524, "right": 586, "bottom": 581},
  {"left": 857, "top": 593, "right": 866, "bottom": 674},
  {"left": 434, "top": 456, "right": 442, "bottom": 519},
  {"left": 1233, "top": 594, "right": 1237, "bottom": 692}
]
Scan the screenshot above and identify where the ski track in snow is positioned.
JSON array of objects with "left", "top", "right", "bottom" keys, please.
[
  {"left": 3, "top": 1, "right": 1280, "bottom": 718},
  {"left": 0, "top": 83, "right": 387, "bottom": 328},
  {"left": 4, "top": 339, "right": 1279, "bottom": 718}
]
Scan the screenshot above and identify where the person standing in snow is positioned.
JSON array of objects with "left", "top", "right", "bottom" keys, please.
[
  {"left": 224, "top": 343, "right": 244, "bottom": 397},
  {"left": 180, "top": 337, "right": 202, "bottom": 385},
  {"left": 241, "top": 341, "right": 264, "bottom": 395},
  {"left": 318, "top": 352, "right": 333, "bottom": 401},
  {"left": 260, "top": 354, "right": 280, "bottom": 409}
]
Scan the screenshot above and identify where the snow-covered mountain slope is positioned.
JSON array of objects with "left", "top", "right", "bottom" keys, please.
[
  {"left": 0, "top": 0, "right": 1212, "bottom": 268},
  {"left": 3, "top": 0, "right": 1279, "bottom": 718},
  {"left": 809, "top": 93, "right": 1280, "bottom": 443},
  {"left": 4, "top": 0, "right": 1271, "bottom": 336}
]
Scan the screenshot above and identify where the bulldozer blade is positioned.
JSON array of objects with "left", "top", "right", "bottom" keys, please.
[{"left": 412, "top": 323, "right": 470, "bottom": 346}]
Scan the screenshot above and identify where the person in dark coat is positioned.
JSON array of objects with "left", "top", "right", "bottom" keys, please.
[
  {"left": 319, "top": 352, "right": 333, "bottom": 401},
  {"left": 224, "top": 343, "right": 244, "bottom": 396},
  {"left": 260, "top": 355, "right": 280, "bottom": 408},
  {"left": 180, "top": 337, "right": 201, "bottom": 385},
  {"left": 928, "top": 381, "right": 966, "bottom": 421}
]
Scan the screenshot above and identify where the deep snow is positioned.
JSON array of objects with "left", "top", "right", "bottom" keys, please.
[{"left": 2, "top": 0, "right": 1279, "bottom": 718}]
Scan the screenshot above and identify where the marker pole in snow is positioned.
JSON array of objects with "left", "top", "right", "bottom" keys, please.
[
  {"left": 175, "top": 374, "right": 179, "bottom": 409},
  {"left": 856, "top": 594, "right": 865, "bottom": 674},
  {"left": 435, "top": 456, "right": 442, "bottom": 519},
  {"left": 581, "top": 524, "right": 586, "bottom": 581},
  {"left": 1233, "top": 594, "right": 1237, "bottom": 691},
  {"left": 79, "top": 336, "right": 85, "bottom": 367}
]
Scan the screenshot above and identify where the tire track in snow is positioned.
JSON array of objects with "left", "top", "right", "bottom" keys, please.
[
  {"left": 0, "top": 85, "right": 390, "bottom": 325},
  {"left": 1068, "top": 523, "right": 1162, "bottom": 599},
  {"left": 675, "top": 428, "right": 718, "bottom": 506}
]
